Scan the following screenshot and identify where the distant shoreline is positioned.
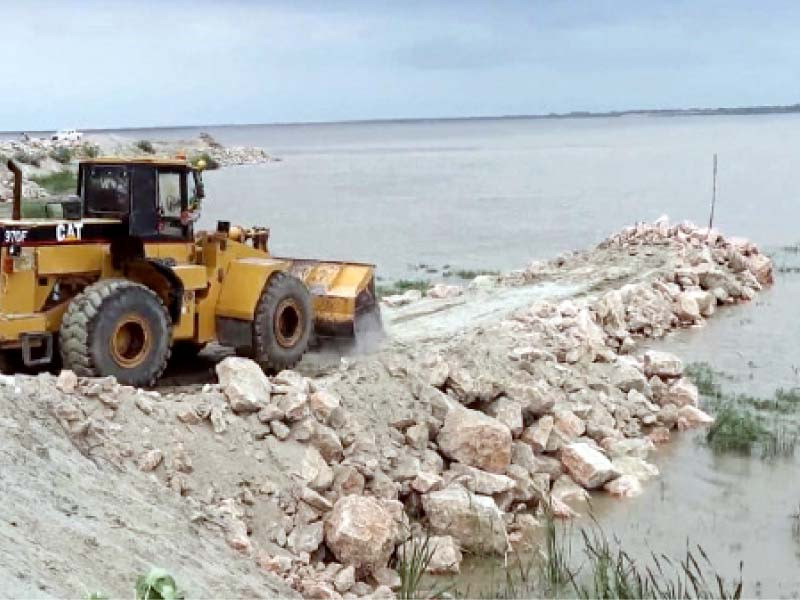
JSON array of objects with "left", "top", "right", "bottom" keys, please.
[{"left": 4, "top": 102, "right": 800, "bottom": 135}]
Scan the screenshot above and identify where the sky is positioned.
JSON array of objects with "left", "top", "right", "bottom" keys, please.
[{"left": 1, "top": 0, "right": 799, "bottom": 130}]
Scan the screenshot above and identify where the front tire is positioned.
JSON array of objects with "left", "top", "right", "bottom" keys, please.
[
  {"left": 252, "top": 272, "right": 313, "bottom": 372},
  {"left": 60, "top": 280, "right": 172, "bottom": 387}
]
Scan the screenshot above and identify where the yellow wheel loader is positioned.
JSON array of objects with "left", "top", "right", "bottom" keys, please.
[{"left": 0, "top": 157, "right": 380, "bottom": 386}]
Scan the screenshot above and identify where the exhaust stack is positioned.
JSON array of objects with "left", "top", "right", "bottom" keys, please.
[{"left": 6, "top": 160, "right": 21, "bottom": 220}]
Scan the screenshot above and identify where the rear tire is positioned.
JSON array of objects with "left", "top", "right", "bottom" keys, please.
[
  {"left": 252, "top": 272, "right": 312, "bottom": 372},
  {"left": 60, "top": 280, "right": 172, "bottom": 387}
]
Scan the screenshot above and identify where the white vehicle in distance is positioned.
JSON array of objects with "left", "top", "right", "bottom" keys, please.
[{"left": 51, "top": 129, "right": 83, "bottom": 142}]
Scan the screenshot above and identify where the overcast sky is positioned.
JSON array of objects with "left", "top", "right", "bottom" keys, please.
[{"left": 2, "top": 0, "right": 799, "bottom": 130}]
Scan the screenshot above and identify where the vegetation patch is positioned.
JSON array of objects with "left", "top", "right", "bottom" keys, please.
[
  {"left": 451, "top": 268, "right": 501, "bottom": 280},
  {"left": 376, "top": 279, "right": 430, "bottom": 298},
  {"left": 686, "top": 362, "right": 799, "bottom": 458},
  {"left": 30, "top": 169, "right": 78, "bottom": 194},
  {"left": 13, "top": 149, "right": 44, "bottom": 167},
  {"left": 135, "top": 140, "right": 156, "bottom": 154},
  {"left": 48, "top": 147, "right": 73, "bottom": 164},
  {"left": 76, "top": 142, "right": 100, "bottom": 158}
]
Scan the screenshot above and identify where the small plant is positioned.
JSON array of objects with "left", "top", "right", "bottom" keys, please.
[
  {"left": 135, "top": 568, "right": 185, "bottom": 600},
  {"left": 453, "top": 268, "right": 500, "bottom": 280},
  {"left": 706, "top": 406, "right": 765, "bottom": 453},
  {"left": 135, "top": 140, "right": 156, "bottom": 154},
  {"left": 541, "top": 508, "right": 574, "bottom": 593},
  {"left": 685, "top": 362, "right": 723, "bottom": 399},
  {"left": 30, "top": 169, "right": 78, "bottom": 194},
  {"left": 376, "top": 279, "right": 430, "bottom": 298},
  {"left": 395, "top": 536, "right": 435, "bottom": 599},
  {"left": 77, "top": 143, "right": 100, "bottom": 158},
  {"left": 49, "top": 147, "right": 73, "bottom": 164},
  {"left": 13, "top": 149, "right": 44, "bottom": 167}
]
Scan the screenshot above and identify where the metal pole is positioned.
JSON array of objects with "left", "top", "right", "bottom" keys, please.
[{"left": 708, "top": 153, "right": 718, "bottom": 230}]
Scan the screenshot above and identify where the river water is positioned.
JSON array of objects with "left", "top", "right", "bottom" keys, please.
[{"left": 11, "top": 114, "right": 800, "bottom": 595}]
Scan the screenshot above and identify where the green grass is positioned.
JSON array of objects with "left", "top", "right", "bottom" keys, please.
[
  {"left": 451, "top": 268, "right": 501, "bottom": 280},
  {"left": 13, "top": 149, "right": 44, "bottom": 167},
  {"left": 376, "top": 278, "right": 430, "bottom": 298},
  {"left": 135, "top": 139, "right": 156, "bottom": 154},
  {"left": 394, "top": 535, "right": 452, "bottom": 599},
  {"left": 49, "top": 147, "right": 73, "bottom": 164},
  {"left": 685, "top": 362, "right": 799, "bottom": 459},
  {"left": 30, "top": 169, "right": 78, "bottom": 194},
  {"left": 705, "top": 406, "right": 767, "bottom": 453},
  {"left": 31, "top": 169, "right": 78, "bottom": 194},
  {"left": 76, "top": 143, "right": 100, "bottom": 158},
  {"left": 570, "top": 530, "right": 742, "bottom": 600}
]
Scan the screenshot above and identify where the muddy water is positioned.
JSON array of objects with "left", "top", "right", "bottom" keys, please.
[{"left": 453, "top": 257, "right": 800, "bottom": 598}]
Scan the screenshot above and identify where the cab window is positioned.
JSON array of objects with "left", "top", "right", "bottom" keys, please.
[
  {"left": 84, "top": 165, "right": 129, "bottom": 215},
  {"left": 157, "top": 171, "right": 182, "bottom": 218}
]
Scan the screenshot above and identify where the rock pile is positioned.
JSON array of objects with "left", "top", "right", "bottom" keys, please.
[{"left": 6, "top": 218, "right": 773, "bottom": 598}]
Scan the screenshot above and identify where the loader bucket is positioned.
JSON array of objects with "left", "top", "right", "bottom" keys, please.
[{"left": 285, "top": 259, "right": 381, "bottom": 340}]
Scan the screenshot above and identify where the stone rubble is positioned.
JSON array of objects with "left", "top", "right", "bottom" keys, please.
[{"left": 7, "top": 217, "right": 772, "bottom": 598}]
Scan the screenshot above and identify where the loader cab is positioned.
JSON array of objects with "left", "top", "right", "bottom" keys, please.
[{"left": 78, "top": 159, "right": 203, "bottom": 241}]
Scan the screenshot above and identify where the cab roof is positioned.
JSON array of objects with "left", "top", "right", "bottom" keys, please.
[{"left": 80, "top": 156, "right": 195, "bottom": 168}]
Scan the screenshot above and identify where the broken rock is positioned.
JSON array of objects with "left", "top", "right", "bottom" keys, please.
[
  {"left": 436, "top": 407, "right": 512, "bottom": 474},
  {"left": 561, "top": 443, "right": 619, "bottom": 489},
  {"left": 422, "top": 486, "right": 508, "bottom": 554},
  {"left": 216, "top": 357, "right": 271, "bottom": 413},
  {"left": 324, "top": 496, "right": 396, "bottom": 573}
]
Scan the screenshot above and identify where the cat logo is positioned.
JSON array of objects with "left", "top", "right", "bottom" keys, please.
[{"left": 56, "top": 222, "right": 84, "bottom": 242}]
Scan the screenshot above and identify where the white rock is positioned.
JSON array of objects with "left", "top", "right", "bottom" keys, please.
[
  {"left": 436, "top": 407, "right": 512, "bottom": 474},
  {"left": 661, "top": 378, "right": 699, "bottom": 407},
  {"left": 426, "top": 283, "right": 463, "bottom": 299},
  {"left": 422, "top": 486, "right": 508, "bottom": 554},
  {"left": 677, "top": 405, "right": 715, "bottom": 426},
  {"left": 560, "top": 443, "right": 620, "bottom": 489},
  {"left": 288, "top": 520, "right": 324, "bottom": 554},
  {"left": 521, "top": 415, "right": 553, "bottom": 453},
  {"left": 447, "top": 463, "right": 516, "bottom": 495},
  {"left": 216, "top": 357, "right": 271, "bottom": 413},
  {"left": 324, "top": 496, "right": 397, "bottom": 573},
  {"left": 56, "top": 370, "right": 78, "bottom": 393},
  {"left": 486, "top": 397, "right": 523, "bottom": 437},
  {"left": 643, "top": 351, "right": 683, "bottom": 378}
]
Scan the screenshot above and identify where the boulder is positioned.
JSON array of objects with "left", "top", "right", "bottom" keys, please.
[
  {"left": 505, "top": 382, "right": 558, "bottom": 415},
  {"left": 486, "top": 397, "right": 523, "bottom": 437},
  {"left": 685, "top": 290, "right": 716, "bottom": 317},
  {"left": 287, "top": 520, "right": 324, "bottom": 554},
  {"left": 551, "top": 474, "right": 590, "bottom": 503},
  {"left": 611, "top": 360, "right": 648, "bottom": 393},
  {"left": 746, "top": 254, "right": 773, "bottom": 285},
  {"left": 643, "top": 351, "right": 683, "bottom": 378},
  {"left": 56, "top": 370, "right": 78, "bottom": 393},
  {"left": 333, "top": 565, "right": 356, "bottom": 593},
  {"left": 673, "top": 293, "right": 701, "bottom": 322},
  {"left": 310, "top": 390, "right": 341, "bottom": 423},
  {"left": 611, "top": 456, "right": 659, "bottom": 482},
  {"left": 661, "top": 378, "right": 699, "bottom": 407},
  {"left": 324, "top": 496, "right": 397, "bottom": 573},
  {"left": 216, "top": 357, "right": 271, "bottom": 413},
  {"left": 521, "top": 415, "right": 553, "bottom": 453},
  {"left": 560, "top": 443, "right": 619, "bottom": 489},
  {"left": 427, "top": 283, "right": 463, "bottom": 299},
  {"left": 604, "top": 474, "right": 642, "bottom": 498},
  {"left": 446, "top": 463, "right": 516, "bottom": 495},
  {"left": 310, "top": 423, "right": 344, "bottom": 463},
  {"left": 422, "top": 486, "right": 508, "bottom": 554},
  {"left": 279, "top": 392, "right": 310, "bottom": 421},
  {"left": 677, "top": 405, "right": 715, "bottom": 427},
  {"left": 436, "top": 407, "right": 512, "bottom": 474}
]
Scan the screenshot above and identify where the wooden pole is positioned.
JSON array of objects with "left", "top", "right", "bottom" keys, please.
[{"left": 708, "top": 153, "right": 718, "bottom": 229}]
